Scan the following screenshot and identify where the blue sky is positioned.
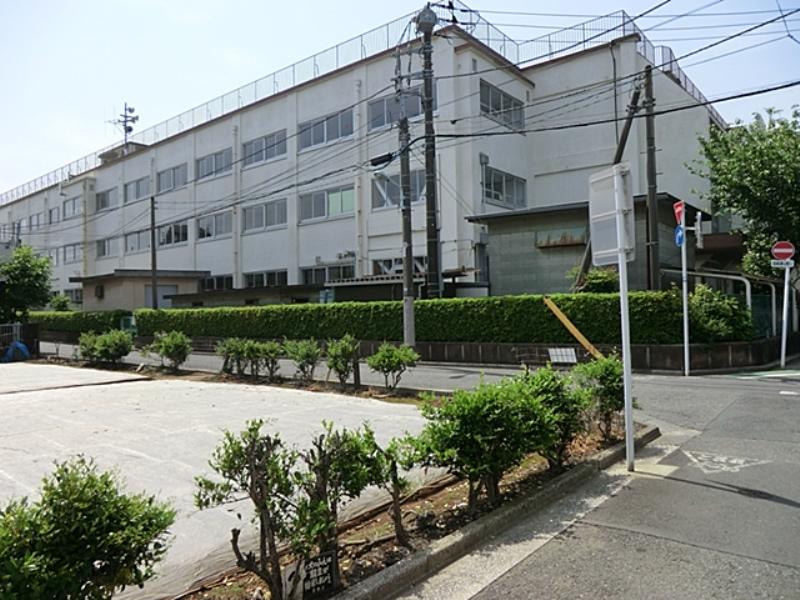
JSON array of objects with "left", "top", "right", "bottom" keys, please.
[{"left": 1, "top": 0, "right": 798, "bottom": 193}]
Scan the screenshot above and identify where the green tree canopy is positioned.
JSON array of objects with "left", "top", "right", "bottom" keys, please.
[
  {"left": 694, "top": 108, "right": 800, "bottom": 276},
  {"left": 0, "top": 245, "right": 53, "bottom": 322}
]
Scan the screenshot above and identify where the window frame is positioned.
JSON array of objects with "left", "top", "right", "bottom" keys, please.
[
  {"left": 95, "top": 188, "right": 118, "bottom": 212},
  {"left": 156, "top": 163, "right": 188, "bottom": 194},
  {"left": 297, "top": 109, "right": 354, "bottom": 151},
  {"left": 298, "top": 186, "right": 355, "bottom": 223},
  {"left": 243, "top": 129, "right": 288, "bottom": 167},
  {"left": 124, "top": 176, "right": 150, "bottom": 203},
  {"left": 157, "top": 221, "right": 189, "bottom": 247},
  {"left": 125, "top": 230, "right": 151, "bottom": 254},
  {"left": 196, "top": 148, "right": 233, "bottom": 181},
  {"left": 482, "top": 165, "right": 527, "bottom": 209},
  {"left": 479, "top": 80, "right": 525, "bottom": 130}
]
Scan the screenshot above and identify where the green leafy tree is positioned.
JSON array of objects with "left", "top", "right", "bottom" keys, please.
[
  {"left": 0, "top": 245, "right": 53, "bottom": 322},
  {"left": 693, "top": 108, "right": 800, "bottom": 276},
  {"left": 0, "top": 457, "right": 175, "bottom": 599},
  {"left": 284, "top": 338, "right": 322, "bottom": 383},
  {"left": 416, "top": 377, "right": 553, "bottom": 512},
  {"left": 326, "top": 334, "right": 359, "bottom": 386},
  {"left": 48, "top": 293, "right": 71, "bottom": 312},
  {"left": 366, "top": 343, "right": 420, "bottom": 391},
  {"left": 688, "top": 284, "right": 754, "bottom": 342},
  {"left": 195, "top": 420, "right": 316, "bottom": 600},
  {"left": 573, "top": 355, "right": 623, "bottom": 442},
  {"left": 146, "top": 330, "right": 192, "bottom": 372}
]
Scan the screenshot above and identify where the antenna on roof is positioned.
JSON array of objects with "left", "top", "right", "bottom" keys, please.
[{"left": 110, "top": 102, "right": 139, "bottom": 146}]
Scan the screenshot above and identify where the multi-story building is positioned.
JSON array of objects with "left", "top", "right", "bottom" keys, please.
[{"left": 0, "top": 6, "right": 723, "bottom": 309}]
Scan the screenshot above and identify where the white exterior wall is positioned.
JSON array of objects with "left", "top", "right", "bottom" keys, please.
[{"left": 1, "top": 31, "right": 718, "bottom": 307}]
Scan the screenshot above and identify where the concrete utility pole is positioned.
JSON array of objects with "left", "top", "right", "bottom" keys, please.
[
  {"left": 396, "top": 51, "right": 416, "bottom": 347},
  {"left": 149, "top": 196, "right": 158, "bottom": 309},
  {"left": 416, "top": 4, "right": 441, "bottom": 298},
  {"left": 644, "top": 65, "right": 661, "bottom": 290}
]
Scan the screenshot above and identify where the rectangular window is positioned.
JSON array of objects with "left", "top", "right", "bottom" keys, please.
[
  {"left": 244, "top": 269, "right": 288, "bottom": 288},
  {"left": 243, "top": 129, "right": 287, "bottom": 166},
  {"left": 62, "top": 196, "right": 82, "bottom": 219},
  {"left": 197, "top": 211, "right": 232, "bottom": 240},
  {"left": 265, "top": 198, "right": 287, "bottom": 227},
  {"left": 483, "top": 166, "right": 526, "bottom": 209},
  {"left": 124, "top": 176, "right": 150, "bottom": 203},
  {"left": 28, "top": 213, "right": 43, "bottom": 231},
  {"left": 125, "top": 230, "right": 150, "bottom": 253},
  {"left": 297, "top": 109, "right": 353, "bottom": 151},
  {"left": 65, "top": 288, "right": 83, "bottom": 304},
  {"left": 243, "top": 205, "right": 265, "bottom": 231},
  {"left": 202, "top": 275, "right": 234, "bottom": 291},
  {"left": 95, "top": 188, "right": 118, "bottom": 211},
  {"left": 156, "top": 163, "right": 188, "bottom": 193},
  {"left": 63, "top": 243, "right": 83, "bottom": 264},
  {"left": 371, "top": 170, "right": 426, "bottom": 209},
  {"left": 367, "top": 86, "right": 432, "bottom": 130},
  {"left": 95, "top": 237, "right": 118, "bottom": 258},
  {"left": 299, "top": 186, "right": 354, "bottom": 222},
  {"left": 196, "top": 148, "right": 233, "bottom": 180},
  {"left": 158, "top": 221, "right": 189, "bottom": 247},
  {"left": 480, "top": 80, "right": 524, "bottom": 129},
  {"left": 48, "top": 207, "right": 60, "bottom": 225},
  {"left": 301, "top": 264, "right": 354, "bottom": 285},
  {"left": 48, "top": 248, "right": 59, "bottom": 266}
]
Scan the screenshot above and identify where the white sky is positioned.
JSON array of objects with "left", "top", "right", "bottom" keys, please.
[{"left": 1, "top": 0, "right": 798, "bottom": 194}]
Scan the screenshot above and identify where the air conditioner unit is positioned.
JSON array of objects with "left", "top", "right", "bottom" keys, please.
[{"left": 94, "top": 284, "right": 104, "bottom": 299}]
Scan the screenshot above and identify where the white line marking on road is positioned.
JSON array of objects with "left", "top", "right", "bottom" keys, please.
[
  {"left": 779, "top": 390, "right": 799, "bottom": 396},
  {"left": 683, "top": 450, "right": 771, "bottom": 474}
]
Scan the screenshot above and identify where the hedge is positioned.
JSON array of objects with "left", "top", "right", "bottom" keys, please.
[
  {"left": 28, "top": 310, "right": 131, "bottom": 334},
  {"left": 128, "top": 292, "right": 716, "bottom": 345},
  {"left": 29, "top": 292, "right": 753, "bottom": 345}
]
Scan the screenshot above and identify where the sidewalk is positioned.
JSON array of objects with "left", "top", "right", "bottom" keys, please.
[{"left": 39, "top": 342, "right": 523, "bottom": 392}]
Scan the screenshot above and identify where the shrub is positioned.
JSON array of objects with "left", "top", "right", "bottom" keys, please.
[
  {"left": 257, "top": 340, "right": 282, "bottom": 381},
  {"left": 0, "top": 457, "right": 175, "bottom": 599},
  {"left": 567, "top": 266, "right": 619, "bottom": 292},
  {"left": 326, "top": 334, "right": 359, "bottom": 386},
  {"left": 78, "top": 331, "right": 100, "bottom": 362},
  {"left": 284, "top": 338, "right": 321, "bottom": 383},
  {"left": 195, "top": 420, "right": 314, "bottom": 600},
  {"left": 147, "top": 330, "right": 192, "bottom": 372},
  {"left": 88, "top": 330, "right": 133, "bottom": 364},
  {"left": 688, "top": 283, "right": 755, "bottom": 343},
  {"left": 573, "top": 355, "right": 624, "bottom": 442},
  {"left": 521, "top": 365, "right": 590, "bottom": 471},
  {"left": 29, "top": 310, "right": 131, "bottom": 334},
  {"left": 416, "top": 377, "right": 552, "bottom": 512},
  {"left": 48, "top": 294, "right": 71, "bottom": 312},
  {"left": 366, "top": 343, "right": 419, "bottom": 391},
  {"left": 215, "top": 337, "right": 248, "bottom": 375}
]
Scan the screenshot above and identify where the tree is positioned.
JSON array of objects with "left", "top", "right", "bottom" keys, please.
[
  {"left": 0, "top": 245, "right": 52, "bottom": 322},
  {"left": 694, "top": 108, "right": 800, "bottom": 276}
]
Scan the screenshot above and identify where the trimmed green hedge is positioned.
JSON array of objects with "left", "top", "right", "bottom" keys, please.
[
  {"left": 30, "top": 292, "right": 754, "bottom": 345},
  {"left": 29, "top": 310, "right": 131, "bottom": 333},
  {"left": 130, "top": 293, "right": 695, "bottom": 345}
]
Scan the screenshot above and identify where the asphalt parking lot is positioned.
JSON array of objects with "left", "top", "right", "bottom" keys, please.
[{"left": 0, "top": 363, "right": 428, "bottom": 599}]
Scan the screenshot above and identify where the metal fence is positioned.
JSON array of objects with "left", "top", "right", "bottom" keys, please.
[
  {"left": 0, "top": 322, "right": 22, "bottom": 346},
  {"left": 1, "top": 3, "right": 725, "bottom": 206}
]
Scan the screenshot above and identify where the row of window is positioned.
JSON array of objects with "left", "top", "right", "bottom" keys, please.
[
  {"left": 480, "top": 80, "right": 525, "bottom": 130},
  {"left": 299, "top": 185, "right": 355, "bottom": 221}
]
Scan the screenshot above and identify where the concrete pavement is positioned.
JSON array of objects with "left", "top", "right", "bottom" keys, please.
[{"left": 400, "top": 374, "right": 800, "bottom": 599}]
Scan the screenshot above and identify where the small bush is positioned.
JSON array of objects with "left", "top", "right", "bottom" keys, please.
[
  {"left": 521, "top": 365, "right": 590, "bottom": 471},
  {"left": 95, "top": 330, "right": 133, "bottom": 364},
  {"left": 256, "top": 340, "right": 282, "bottom": 381},
  {"left": 416, "top": 377, "right": 552, "bottom": 511},
  {"left": 0, "top": 457, "right": 175, "bottom": 599},
  {"left": 367, "top": 343, "right": 419, "bottom": 391},
  {"left": 567, "top": 266, "right": 619, "bottom": 292},
  {"left": 78, "top": 331, "right": 100, "bottom": 362},
  {"left": 147, "top": 331, "right": 192, "bottom": 372},
  {"left": 48, "top": 294, "right": 71, "bottom": 312},
  {"left": 573, "top": 355, "right": 624, "bottom": 442},
  {"left": 215, "top": 337, "right": 248, "bottom": 375},
  {"left": 326, "top": 334, "right": 359, "bottom": 386},
  {"left": 688, "top": 283, "right": 755, "bottom": 342},
  {"left": 284, "top": 338, "right": 321, "bottom": 383}
]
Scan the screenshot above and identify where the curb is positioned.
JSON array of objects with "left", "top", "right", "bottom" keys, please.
[{"left": 336, "top": 425, "right": 661, "bottom": 600}]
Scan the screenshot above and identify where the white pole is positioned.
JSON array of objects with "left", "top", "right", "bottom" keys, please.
[
  {"left": 613, "top": 167, "right": 635, "bottom": 472},
  {"left": 681, "top": 207, "right": 690, "bottom": 376},
  {"left": 781, "top": 265, "right": 791, "bottom": 368}
]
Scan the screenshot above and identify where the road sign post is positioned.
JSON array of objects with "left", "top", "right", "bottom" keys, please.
[
  {"left": 674, "top": 200, "right": 689, "bottom": 377},
  {"left": 771, "top": 241, "right": 796, "bottom": 368},
  {"left": 590, "top": 163, "right": 634, "bottom": 471}
]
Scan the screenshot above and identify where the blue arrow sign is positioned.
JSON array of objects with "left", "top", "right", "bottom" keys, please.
[{"left": 674, "top": 225, "right": 685, "bottom": 247}]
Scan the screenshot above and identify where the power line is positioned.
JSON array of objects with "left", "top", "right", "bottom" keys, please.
[{"left": 461, "top": 7, "right": 800, "bottom": 19}]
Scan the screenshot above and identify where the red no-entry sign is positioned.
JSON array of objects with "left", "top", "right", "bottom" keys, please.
[
  {"left": 673, "top": 200, "right": 684, "bottom": 224},
  {"left": 771, "top": 241, "right": 796, "bottom": 261}
]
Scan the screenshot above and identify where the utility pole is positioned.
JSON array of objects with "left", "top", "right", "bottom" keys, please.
[
  {"left": 574, "top": 86, "right": 643, "bottom": 290},
  {"left": 416, "top": 4, "right": 441, "bottom": 298},
  {"left": 396, "top": 51, "right": 416, "bottom": 347},
  {"left": 149, "top": 196, "right": 159, "bottom": 309},
  {"left": 644, "top": 65, "right": 660, "bottom": 290}
]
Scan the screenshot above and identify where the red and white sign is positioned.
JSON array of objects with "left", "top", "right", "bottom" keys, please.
[
  {"left": 771, "top": 241, "right": 796, "bottom": 261},
  {"left": 673, "top": 200, "right": 685, "bottom": 224}
]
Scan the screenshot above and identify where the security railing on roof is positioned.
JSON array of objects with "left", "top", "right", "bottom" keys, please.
[{"left": 1, "top": 2, "right": 724, "bottom": 206}]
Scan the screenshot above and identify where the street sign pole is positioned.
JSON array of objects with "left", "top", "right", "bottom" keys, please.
[
  {"left": 680, "top": 206, "right": 689, "bottom": 377},
  {"left": 781, "top": 263, "right": 791, "bottom": 368},
  {"left": 613, "top": 168, "right": 635, "bottom": 472}
]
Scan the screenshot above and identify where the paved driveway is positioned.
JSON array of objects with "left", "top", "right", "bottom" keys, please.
[{"left": 0, "top": 363, "right": 427, "bottom": 599}]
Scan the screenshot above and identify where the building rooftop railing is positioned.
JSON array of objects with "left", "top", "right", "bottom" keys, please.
[{"left": 1, "top": 3, "right": 724, "bottom": 206}]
